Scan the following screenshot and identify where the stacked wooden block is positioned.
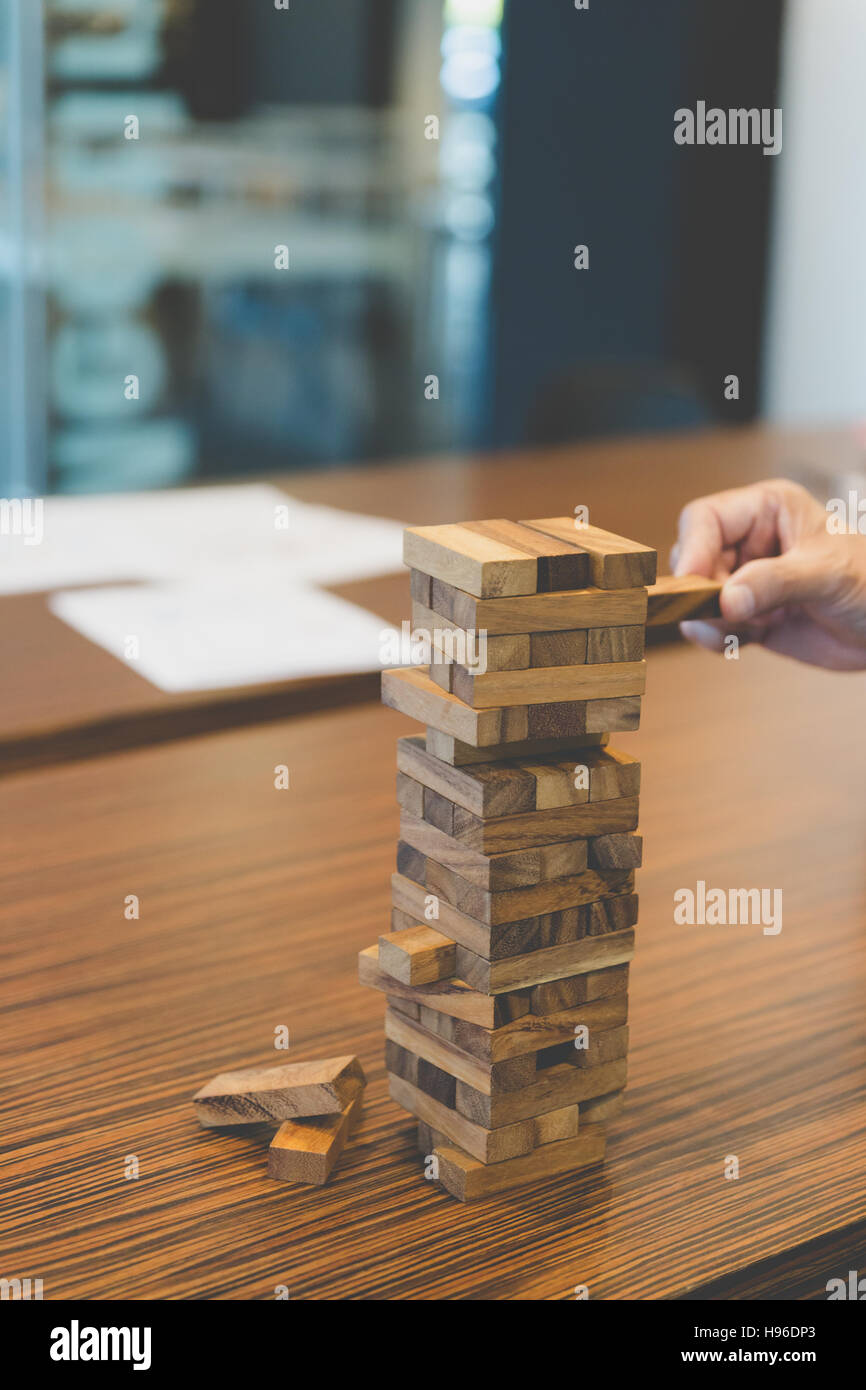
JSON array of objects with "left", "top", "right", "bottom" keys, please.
[{"left": 360, "top": 517, "right": 658, "bottom": 1201}]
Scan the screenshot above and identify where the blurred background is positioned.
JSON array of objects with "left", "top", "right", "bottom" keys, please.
[{"left": 0, "top": 0, "right": 863, "bottom": 497}]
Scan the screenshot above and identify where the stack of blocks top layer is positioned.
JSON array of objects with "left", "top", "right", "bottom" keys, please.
[{"left": 360, "top": 517, "right": 658, "bottom": 1202}]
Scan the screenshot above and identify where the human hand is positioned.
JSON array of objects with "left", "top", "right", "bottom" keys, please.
[{"left": 671, "top": 478, "right": 866, "bottom": 669}]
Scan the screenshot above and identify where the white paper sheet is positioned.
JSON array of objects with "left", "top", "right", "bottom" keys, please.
[
  {"left": 48, "top": 574, "right": 392, "bottom": 693},
  {"left": 0, "top": 484, "right": 405, "bottom": 593}
]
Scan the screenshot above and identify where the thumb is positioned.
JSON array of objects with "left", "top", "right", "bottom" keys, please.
[{"left": 721, "top": 548, "right": 841, "bottom": 622}]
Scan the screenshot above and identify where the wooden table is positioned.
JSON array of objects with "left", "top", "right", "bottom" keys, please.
[
  {"left": 2, "top": 636, "right": 865, "bottom": 1299},
  {"left": 1, "top": 423, "right": 861, "bottom": 773}
]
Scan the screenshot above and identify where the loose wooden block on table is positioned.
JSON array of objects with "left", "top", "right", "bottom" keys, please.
[
  {"left": 646, "top": 573, "right": 722, "bottom": 626},
  {"left": 403, "top": 519, "right": 590, "bottom": 598},
  {"left": 192, "top": 1056, "right": 365, "bottom": 1126},
  {"left": 267, "top": 1091, "right": 363, "bottom": 1186},
  {"left": 425, "top": 727, "right": 609, "bottom": 768},
  {"left": 443, "top": 793, "right": 641, "bottom": 855},
  {"left": 383, "top": 667, "right": 641, "bottom": 745},
  {"left": 448, "top": 658, "right": 647, "bottom": 709},
  {"left": 521, "top": 518, "right": 658, "bottom": 589},
  {"left": 377, "top": 923, "right": 456, "bottom": 985},
  {"left": 398, "top": 735, "right": 639, "bottom": 814},
  {"left": 359, "top": 944, "right": 525, "bottom": 1028},
  {"left": 455, "top": 1057, "right": 628, "bottom": 1128},
  {"left": 428, "top": 576, "right": 649, "bottom": 635},
  {"left": 399, "top": 809, "right": 589, "bottom": 889}
]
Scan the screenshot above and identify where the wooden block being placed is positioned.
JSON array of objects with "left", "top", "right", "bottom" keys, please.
[
  {"left": 450, "top": 659, "right": 647, "bottom": 709},
  {"left": 448, "top": 794, "right": 640, "bottom": 854},
  {"left": 589, "top": 833, "right": 643, "bottom": 870},
  {"left": 385, "top": 1008, "right": 536, "bottom": 1095},
  {"left": 529, "top": 630, "right": 588, "bottom": 667},
  {"left": 522, "top": 518, "right": 657, "bottom": 589},
  {"left": 359, "top": 944, "right": 529, "bottom": 1028},
  {"left": 587, "top": 625, "right": 646, "bottom": 663},
  {"left": 453, "top": 927, "right": 636, "bottom": 994},
  {"left": 404, "top": 522, "right": 539, "bottom": 598},
  {"left": 646, "top": 573, "right": 722, "bottom": 626},
  {"left": 378, "top": 923, "right": 456, "bottom": 985},
  {"left": 530, "top": 961, "right": 630, "bottom": 1015},
  {"left": 399, "top": 809, "right": 589, "bottom": 889},
  {"left": 431, "top": 1124, "right": 606, "bottom": 1202},
  {"left": 425, "top": 727, "right": 608, "bottom": 767},
  {"left": 192, "top": 1056, "right": 365, "bottom": 1126},
  {"left": 425, "top": 856, "right": 635, "bottom": 926},
  {"left": 456, "top": 1058, "right": 628, "bottom": 1127},
  {"left": 429, "top": 576, "right": 648, "bottom": 635},
  {"left": 267, "top": 1090, "right": 363, "bottom": 1186}
]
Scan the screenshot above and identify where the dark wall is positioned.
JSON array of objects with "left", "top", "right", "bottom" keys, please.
[{"left": 488, "top": 0, "right": 784, "bottom": 444}]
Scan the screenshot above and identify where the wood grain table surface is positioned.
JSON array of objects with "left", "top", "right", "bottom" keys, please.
[
  {"left": 2, "top": 636, "right": 865, "bottom": 1299},
  {"left": 1, "top": 423, "right": 861, "bottom": 774}
]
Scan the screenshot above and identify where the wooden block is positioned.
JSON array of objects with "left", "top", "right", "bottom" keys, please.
[
  {"left": 428, "top": 660, "right": 453, "bottom": 693},
  {"left": 522, "top": 517, "right": 657, "bottom": 589},
  {"left": 386, "top": 1039, "right": 457, "bottom": 1107},
  {"left": 404, "top": 522, "right": 539, "bottom": 598},
  {"left": 529, "top": 961, "right": 630, "bottom": 1015},
  {"left": 417, "top": 1104, "right": 582, "bottom": 1157},
  {"left": 359, "top": 943, "right": 528, "bottom": 1028},
  {"left": 388, "top": 1073, "right": 535, "bottom": 1163},
  {"left": 449, "top": 794, "right": 640, "bottom": 854},
  {"left": 589, "top": 833, "right": 643, "bottom": 870},
  {"left": 586, "top": 625, "right": 646, "bottom": 663},
  {"left": 584, "top": 696, "right": 641, "bottom": 734},
  {"left": 398, "top": 734, "right": 538, "bottom": 817},
  {"left": 456, "top": 1058, "right": 628, "bottom": 1128},
  {"left": 411, "top": 599, "right": 488, "bottom": 669},
  {"left": 422, "top": 785, "right": 456, "bottom": 835},
  {"left": 445, "top": 992, "right": 629, "bottom": 1063},
  {"left": 400, "top": 810, "right": 588, "bottom": 890},
  {"left": 432, "top": 1124, "right": 605, "bottom": 1201},
  {"left": 462, "top": 519, "right": 590, "bottom": 591},
  {"left": 581, "top": 1090, "right": 626, "bottom": 1123},
  {"left": 588, "top": 747, "right": 641, "bottom": 802},
  {"left": 528, "top": 629, "right": 588, "bottom": 668},
  {"left": 410, "top": 569, "right": 432, "bottom": 606},
  {"left": 385, "top": 1008, "right": 536, "bottom": 1095},
  {"left": 396, "top": 839, "right": 426, "bottom": 884},
  {"left": 424, "top": 857, "right": 635, "bottom": 926},
  {"left": 378, "top": 923, "right": 457, "bottom": 985},
  {"left": 386, "top": 994, "right": 420, "bottom": 1021},
  {"left": 646, "top": 573, "right": 722, "bottom": 626},
  {"left": 454, "top": 927, "right": 636, "bottom": 994},
  {"left": 587, "top": 892, "right": 639, "bottom": 937},
  {"left": 267, "top": 1091, "right": 363, "bottom": 1186},
  {"left": 538, "top": 1024, "right": 630, "bottom": 1070},
  {"left": 395, "top": 770, "right": 425, "bottom": 817},
  {"left": 192, "top": 1056, "right": 365, "bottom": 1126},
  {"left": 450, "top": 659, "right": 647, "bottom": 709},
  {"left": 425, "top": 727, "right": 608, "bottom": 766},
  {"left": 429, "top": 576, "right": 648, "bottom": 634}
]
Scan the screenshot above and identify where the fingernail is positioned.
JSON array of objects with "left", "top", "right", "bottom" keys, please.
[{"left": 723, "top": 583, "right": 756, "bottom": 622}]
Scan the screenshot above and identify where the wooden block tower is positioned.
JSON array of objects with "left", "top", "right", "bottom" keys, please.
[{"left": 360, "top": 516, "right": 664, "bottom": 1201}]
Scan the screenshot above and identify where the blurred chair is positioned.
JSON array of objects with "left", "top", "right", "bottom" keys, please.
[{"left": 526, "top": 360, "right": 713, "bottom": 445}]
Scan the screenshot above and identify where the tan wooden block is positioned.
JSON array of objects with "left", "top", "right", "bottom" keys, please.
[
  {"left": 580, "top": 1091, "right": 626, "bottom": 1123},
  {"left": 395, "top": 770, "right": 425, "bottom": 817},
  {"left": 552, "top": 1022, "right": 629, "bottom": 1069},
  {"left": 425, "top": 727, "right": 609, "bottom": 766},
  {"left": 422, "top": 785, "right": 456, "bottom": 835},
  {"left": 386, "top": 994, "right": 421, "bottom": 1021},
  {"left": 431, "top": 1124, "right": 605, "bottom": 1201},
  {"left": 410, "top": 569, "right": 432, "bottom": 606},
  {"left": 429, "top": 576, "right": 648, "bottom": 634},
  {"left": 646, "top": 573, "right": 722, "bottom": 626},
  {"left": 424, "top": 859, "right": 635, "bottom": 926},
  {"left": 385, "top": 1008, "right": 536, "bottom": 1095},
  {"left": 588, "top": 747, "right": 641, "bottom": 802},
  {"left": 446, "top": 991, "right": 629, "bottom": 1063},
  {"left": 192, "top": 1056, "right": 365, "bottom": 1126},
  {"left": 586, "top": 892, "right": 639, "bottom": 937},
  {"left": 382, "top": 666, "right": 523, "bottom": 747},
  {"left": 388, "top": 1073, "right": 535, "bottom": 1163},
  {"left": 400, "top": 809, "right": 588, "bottom": 890},
  {"left": 359, "top": 944, "right": 528, "bottom": 1028},
  {"left": 398, "top": 734, "right": 538, "bottom": 817},
  {"left": 267, "top": 1091, "right": 363, "bottom": 1186},
  {"left": 522, "top": 517, "right": 657, "bottom": 588},
  {"left": 584, "top": 696, "right": 641, "bottom": 733},
  {"left": 586, "top": 625, "right": 646, "bottom": 663},
  {"left": 456, "top": 1058, "right": 628, "bottom": 1127},
  {"left": 378, "top": 923, "right": 457, "bottom": 985},
  {"left": 428, "top": 660, "right": 453, "bottom": 693},
  {"left": 404, "top": 522, "right": 539, "bottom": 598},
  {"left": 529, "top": 629, "right": 588, "bottom": 667},
  {"left": 529, "top": 962, "right": 630, "bottom": 1015},
  {"left": 589, "top": 833, "right": 643, "bottom": 870},
  {"left": 450, "top": 659, "right": 646, "bottom": 709},
  {"left": 386, "top": 1039, "right": 456, "bottom": 1107},
  {"left": 462, "top": 519, "right": 590, "bottom": 591},
  {"left": 524, "top": 759, "right": 588, "bottom": 809},
  {"left": 449, "top": 794, "right": 640, "bottom": 854},
  {"left": 454, "top": 927, "right": 636, "bottom": 994}
]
